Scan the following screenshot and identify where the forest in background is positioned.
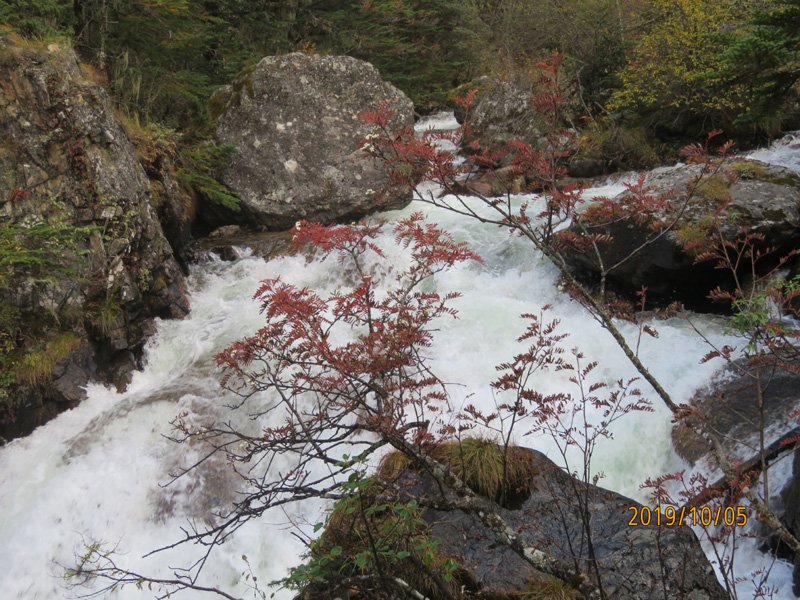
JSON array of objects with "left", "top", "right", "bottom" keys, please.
[
  {"left": 1, "top": 0, "right": 800, "bottom": 427},
  {"left": 2, "top": 0, "right": 800, "bottom": 149}
]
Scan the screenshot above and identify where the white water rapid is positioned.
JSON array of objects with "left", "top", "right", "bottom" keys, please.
[{"left": 1, "top": 117, "right": 799, "bottom": 599}]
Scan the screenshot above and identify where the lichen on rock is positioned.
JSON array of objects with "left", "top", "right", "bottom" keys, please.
[
  {"left": 210, "top": 53, "right": 414, "bottom": 230},
  {"left": 0, "top": 35, "right": 189, "bottom": 439}
]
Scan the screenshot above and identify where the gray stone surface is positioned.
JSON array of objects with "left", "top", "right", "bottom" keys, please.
[
  {"left": 399, "top": 448, "right": 727, "bottom": 599},
  {"left": 559, "top": 160, "right": 800, "bottom": 307},
  {"left": 212, "top": 53, "right": 414, "bottom": 229},
  {"left": 672, "top": 358, "right": 800, "bottom": 464},
  {"left": 0, "top": 39, "right": 189, "bottom": 436}
]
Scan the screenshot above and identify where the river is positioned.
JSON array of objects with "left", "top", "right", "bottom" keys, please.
[{"left": 1, "top": 115, "right": 799, "bottom": 599}]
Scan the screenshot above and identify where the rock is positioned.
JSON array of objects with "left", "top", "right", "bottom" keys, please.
[
  {"left": 458, "top": 77, "right": 578, "bottom": 168},
  {"left": 211, "top": 53, "right": 414, "bottom": 230},
  {"left": 452, "top": 165, "right": 526, "bottom": 197},
  {"left": 448, "top": 77, "right": 495, "bottom": 124},
  {"left": 0, "top": 38, "right": 189, "bottom": 436},
  {"left": 780, "top": 450, "right": 800, "bottom": 594},
  {"left": 559, "top": 160, "right": 800, "bottom": 308},
  {"left": 393, "top": 448, "right": 726, "bottom": 599},
  {"left": 184, "top": 230, "right": 293, "bottom": 264},
  {"left": 672, "top": 357, "right": 800, "bottom": 464},
  {"left": 568, "top": 157, "right": 606, "bottom": 178},
  {"left": 50, "top": 341, "right": 95, "bottom": 404},
  {"left": 209, "top": 224, "right": 243, "bottom": 238}
]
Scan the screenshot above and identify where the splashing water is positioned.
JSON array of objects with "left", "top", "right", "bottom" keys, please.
[{"left": 2, "top": 121, "right": 800, "bottom": 599}]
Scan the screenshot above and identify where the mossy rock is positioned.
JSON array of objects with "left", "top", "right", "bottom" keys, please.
[
  {"left": 730, "top": 159, "right": 800, "bottom": 187},
  {"left": 447, "top": 77, "right": 495, "bottom": 123},
  {"left": 378, "top": 437, "right": 536, "bottom": 508},
  {"left": 209, "top": 64, "right": 258, "bottom": 123},
  {"left": 304, "top": 481, "right": 467, "bottom": 600}
]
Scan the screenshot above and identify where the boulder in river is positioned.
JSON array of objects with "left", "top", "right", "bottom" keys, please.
[
  {"left": 311, "top": 444, "right": 727, "bottom": 600},
  {"left": 559, "top": 159, "right": 800, "bottom": 309},
  {"left": 672, "top": 357, "right": 800, "bottom": 465},
  {"left": 210, "top": 53, "right": 414, "bottom": 230},
  {"left": 455, "top": 76, "right": 578, "bottom": 168}
]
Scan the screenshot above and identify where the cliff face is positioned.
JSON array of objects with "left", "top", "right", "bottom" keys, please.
[{"left": 0, "top": 36, "right": 189, "bottom": 439}]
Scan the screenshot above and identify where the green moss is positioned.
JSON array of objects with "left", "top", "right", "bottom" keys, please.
[
  {"left": 447, "top": 78, "right": 493, "bottom": 110},
  {"left": 307, "top": 486, "right": 465, "bottom": 600},
  {"left": 87, "top": 294, "right": 123, "bottom": 336},
  {"left": 730, "top": 160, "right": 800, "bottom": 187},
  {"left": 210, "top": 64, "right": 258, "bottom": 122},
  {"left": 763, "top": 209, "right": 787, "bottom": 221},
  {"left": 577, "top": 123, "right": 669, "bottom": 171},
  {"left": 693, "top": 174, "right": 731, "bottom": 206}
]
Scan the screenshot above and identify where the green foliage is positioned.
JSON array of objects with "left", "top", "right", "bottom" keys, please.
[
  {"left": 713, "top": 0, "right": 800, "bottom": 130},
  {"left": 0, "top": 0, "right": 75, "bottom": 38},
  {"left": 612, "top": 0, "right": 752, "bottom": 135},
  {"left": 577, "top": 122, "right": 669, "bottom": 170},
  {"left": 177, "top": 143, "right": 240, "bottom": 211},
  {"left": 693, "top": 174, "right": 732, "bottom": 205},
  {"left": 87, "top": 292, "right": 122, "bottom": 336},
  {"left": 0, "top": 221, "right": 95, "bottom": 309},
  {"left": 480, "top": 0, "right": 644, "bottom": 111},
  {"left": 284, "top": 467, "right": 461, "bottom": 600},
  {"left": 14, "top": 330, "right": 80, "bottom": 387},
  {"left": 308, "top": 0, "right": 485, "bottom": 109},
  {"left": 0, "top": 306, "right": 21, "bottom": 401}
]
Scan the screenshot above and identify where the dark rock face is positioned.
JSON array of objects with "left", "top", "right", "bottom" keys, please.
[
  {"left": 211, "top": 53, "right": 414, "bottom": 230},
  {"left": 0, "top": 39, "right": 189, "bottom": 438},
  {"left": 401, "top": 449, "right": 726, "bottom": 599},
  {"left": 560, "top": 160, "right": 800, "bottom": 308},
  {"left": 672, "top": 358, "right": 800, "bottom": 464},
  {"left": 780, "top": 450, "right": 800, "bottom": 594}
]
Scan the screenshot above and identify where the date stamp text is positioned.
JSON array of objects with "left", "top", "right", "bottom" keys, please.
[{"left": 628, "top": 506, "right": 748, "bottom": 527}]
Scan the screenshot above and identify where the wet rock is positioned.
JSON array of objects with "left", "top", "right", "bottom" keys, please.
[
  {"left": 211, "top": 53, "right": 414, "bottom": 230},
  {"left": 452, "top": 165, "right": 526, "bottom": 197},
  {"left": 184, "top": 230, "right": 294, "bottom": 264},
  {"left": 559, "top": 160, "right": 800, "bottom": 308},
  {"left": 209, "top": 224, "right": 243, "bottom": 238},
  {"left": 396, "top": 448, "right": 727, "bottom": 599},
  {"left": 780, "top": 450, "right": 800, "bottom": 594},
  {"left": 105, "top": 350, "right": 138, "bottom": 393},
  {"left": 568, "top": 157, "right": 606, "bottom": 178},
  {"left": 0, "top": 38, "right": 189, "bottom": 436},
  {"left": 50, "top": 341, "right": 95, "bottom": 404},
  {"left": 672, "top": 357, "right": 800, "bottom": 464}
]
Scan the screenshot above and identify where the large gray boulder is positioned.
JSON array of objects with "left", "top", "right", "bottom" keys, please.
[
  {"left": 559, "top": 160, "right": 800, "bottom": 309},
  {"left": 459, "top": 77, "right": 545, "bottom": 150},
  {"left": 390, "top": 448, "right": 726, "bottom": 599},
  {"left": 456, "top": 76, "right": 577, "bottom": 168},
  {"left": 211, "top": 53, "right": 414, "bottom": 230}
]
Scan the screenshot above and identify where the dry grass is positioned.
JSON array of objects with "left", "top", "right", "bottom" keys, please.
[
  {"left": 15, "top": 331, "right": 80, "bottom": 387},
  {"left": 377, "top": 437, "right": 536, "bottom": 506}
]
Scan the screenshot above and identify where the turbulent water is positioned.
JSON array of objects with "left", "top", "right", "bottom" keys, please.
[{"left": 1, "top": 116, "right": 799, "bottom": 599}]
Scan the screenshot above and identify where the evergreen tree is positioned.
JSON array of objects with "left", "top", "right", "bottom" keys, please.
[
  {"left": 715, "top": 0, "right": 800, "bottom": 129},
  {"left": 309, "top": 0, "right": 485, "bottom": 109}
]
